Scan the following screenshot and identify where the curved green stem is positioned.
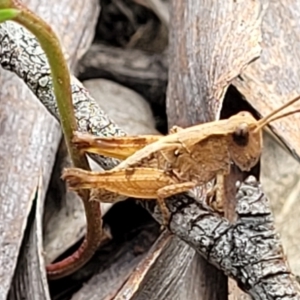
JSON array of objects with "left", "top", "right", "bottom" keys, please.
[
  {"left": 0, "top": 8, "right": 19, "bottom": 21},
  {"left": 4, "top": 0, "right": 83, "bottom": 168},
  {"left": 0, "top": 0, "right": 102, "bottom": 279}
]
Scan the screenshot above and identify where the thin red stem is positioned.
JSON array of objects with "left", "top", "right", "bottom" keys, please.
[
  {"left": 46, "top": 199, "right": 102, "bottom": 279},
  {"left": 0, "top": 0, "right": 103, "bottom": 279}
]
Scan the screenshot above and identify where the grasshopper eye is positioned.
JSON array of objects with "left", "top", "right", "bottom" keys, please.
[{"left": 232, "top": 123, "right": 249, "bottom": 146}]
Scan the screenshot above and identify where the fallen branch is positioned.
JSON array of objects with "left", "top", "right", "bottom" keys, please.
[{"left": 0, "top": 18, "right": 299, "bottom": 299}]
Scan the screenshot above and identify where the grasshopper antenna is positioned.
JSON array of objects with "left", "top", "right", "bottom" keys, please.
[{"left": 254, "top": 95, "right": 300, "bottom": 132}]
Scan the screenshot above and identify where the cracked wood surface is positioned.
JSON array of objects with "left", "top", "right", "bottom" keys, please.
[
  {"left": 167, "top": 0, "right": 264, "bottom": 128},
  {"left": 165, "top": 176, "right": 300, "bottom": 299}
]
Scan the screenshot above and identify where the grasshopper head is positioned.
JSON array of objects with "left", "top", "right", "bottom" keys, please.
[
  {"left": 226, "top": 95, "right": 300, "bottom": 171},
  {"left": 227, "top": 111, "right": 263, "bottom": 171}
]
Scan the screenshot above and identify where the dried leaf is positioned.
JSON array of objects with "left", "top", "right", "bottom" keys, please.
[
  {"left": 233, "top": 0, "right": 300, "bottom": 160},
  {"left": 167, "top": 0, "right": 265, "bottom": 126},
  {"left": 8, "top": 176, "right": 51, "bottom": 300},
  {"left": 0, "top": 74, "right": 61, "bottom": 299},
  {"left": 261, "top": 132, "right": 300, "bottom": 276}
]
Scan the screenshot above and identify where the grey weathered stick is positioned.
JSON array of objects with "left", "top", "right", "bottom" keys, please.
[
  {"left": 0, "top": 21, "right": 299, "bottom": 299},
  {"left": 162, "top": 176, "right": 300, "bottom": 299},
  {"left": 0, "top": 21, "right": 124, "bottom": 170}
]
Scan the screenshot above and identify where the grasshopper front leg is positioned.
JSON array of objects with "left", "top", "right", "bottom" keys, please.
[
  {"left": 207, "top": 172, "right": 226, "bottom": 213},
  {"left": 72, "top": 131, "right": 162, "bottom": 160},
  {"left": 62, "top": 167, "right": 195, "bottom": 226}
]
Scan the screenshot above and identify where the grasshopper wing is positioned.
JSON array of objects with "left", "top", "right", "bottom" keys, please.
[{"left": 72, "top": 131, "right": 162, "bottom": 160}]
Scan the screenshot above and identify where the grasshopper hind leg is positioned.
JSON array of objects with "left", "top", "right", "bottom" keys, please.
[{"left": 155, "top": 197, "right": 170, "bottom": 229}]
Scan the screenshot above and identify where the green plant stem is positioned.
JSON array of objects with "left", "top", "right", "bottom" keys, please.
[
  {"left": 0, "top": 0, "right": 103, "bottom": 279},
  {"left": 0, "top": 8, "right": 19, "bottom": 21}
]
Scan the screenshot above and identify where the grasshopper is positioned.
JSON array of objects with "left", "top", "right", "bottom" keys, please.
[{"left": 62, "top": 96, "right": 300, "bottom": 226}]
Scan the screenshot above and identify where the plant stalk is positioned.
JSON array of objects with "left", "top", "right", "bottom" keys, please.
[{"left": 0, "top": 0, "right": 103, "bottom": 279}]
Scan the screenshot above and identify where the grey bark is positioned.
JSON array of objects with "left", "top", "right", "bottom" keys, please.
[{"left": 165, "top": 176, "right": 300, "bottom": 299}]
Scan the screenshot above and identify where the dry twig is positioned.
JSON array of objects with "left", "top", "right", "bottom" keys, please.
[{"left": 0, "top": 20, "right": 299, "bottom": 299}]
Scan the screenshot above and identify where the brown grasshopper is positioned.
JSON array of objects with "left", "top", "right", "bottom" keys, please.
[{"left": 62, "top": 96, "right": 300, "bottom": 226}]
